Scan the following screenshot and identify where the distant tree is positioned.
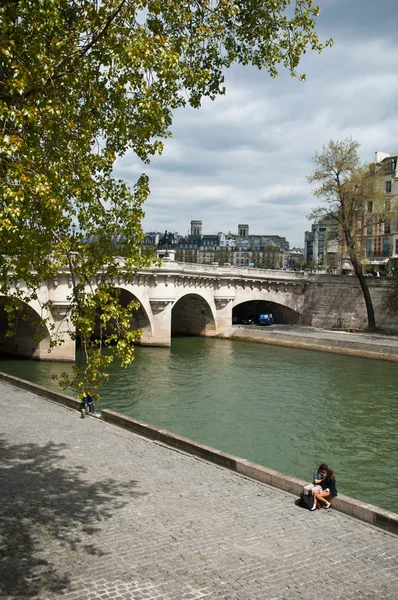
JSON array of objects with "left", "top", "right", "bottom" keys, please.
[
  {"left": 215, "top": 247, "right": 230, "bottom": 265},
  {"left": 185, "top": 250, "right": 197, "bottom": 264},
  {"left": 308, "top": 138, "right": 386, "bottom": 331},
  {"left": 324, "top": 252, "right": 338, "bottom": 272},
  {"left": 1, "top": 0, "right": 331, "bottom": 396},
  {"left": 262, "top": 244, "right": 280, "bottom": 269}
]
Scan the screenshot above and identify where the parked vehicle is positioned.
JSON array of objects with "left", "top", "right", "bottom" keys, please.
[
  {"left": 258, "top": 313, "right": 274, "bottom": 326},
  {"left": 240, "top": 315, "right": 257, "bottom": 325}
]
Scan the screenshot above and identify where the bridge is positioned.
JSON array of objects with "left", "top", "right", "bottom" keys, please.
[
  {"left": 2, "top": 260, "right": 397, "bottom": 361},
  {"left": 0, "top": 261, "right": 310, "bottom": 361}
]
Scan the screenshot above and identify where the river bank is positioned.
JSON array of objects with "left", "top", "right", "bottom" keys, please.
[
  {"left": 220, "top": 324, "right": 398, "bottom": 362},
  {"left": 1, "top": 335, "right": 397, "bottom": 513},
  {"left": 1, "top": 378, "right": 398, "bottom": 600}
]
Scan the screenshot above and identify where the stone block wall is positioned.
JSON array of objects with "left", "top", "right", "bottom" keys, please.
[{"left": 307, "top": 275, "right": 398, "bottom": 332}]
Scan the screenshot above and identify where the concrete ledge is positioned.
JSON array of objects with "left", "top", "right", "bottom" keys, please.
[
  {"left": 0, "top": 371, "right": 81, "bottom": 412},
  {"left": 1, "top": 370, "right": 398, "bottom": 536},
  {"left": 223, "top": 330, "right": 398, "bottom": 363}
]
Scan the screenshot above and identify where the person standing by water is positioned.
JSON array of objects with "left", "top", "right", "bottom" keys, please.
[{"left": 311, "top": 466, "right": 337, "bottom": 510}]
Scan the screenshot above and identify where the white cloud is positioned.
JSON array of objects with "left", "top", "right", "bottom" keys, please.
[{"left": 113, "top": 0, "right": 398, "bottom": 246}]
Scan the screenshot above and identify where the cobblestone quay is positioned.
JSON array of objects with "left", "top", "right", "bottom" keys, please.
[{"left": 1, "top": 381, "right": 398, "bottom": 600}]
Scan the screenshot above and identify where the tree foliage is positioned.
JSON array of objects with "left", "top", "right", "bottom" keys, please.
[
  {"left": 1, "top": 0, "right": 330, "bottom": 396},
  {"left": 308, "top": 138, "right": 386, "bottom": 331},
  {"left": 215, "top": 247, "right": 231, "bottom": 265},
  {"left": 251, "top": 244, "right": 280, "bottom": 269},
  {"left": 384, "top": 270, "right": 398, "bottom": 314}
]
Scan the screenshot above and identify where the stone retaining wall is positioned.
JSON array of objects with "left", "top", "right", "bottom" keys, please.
[{"left": 307, "top": 275, "right": 398, "bottom": 332}]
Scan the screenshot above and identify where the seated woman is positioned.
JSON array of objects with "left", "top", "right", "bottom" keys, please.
[{"left": 311, "top": 466, "right": 337, "bottom": 510}]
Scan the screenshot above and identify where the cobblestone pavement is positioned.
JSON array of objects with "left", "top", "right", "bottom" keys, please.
[{"left": 1, "top": 382, "right": 398, "bottom": 600}]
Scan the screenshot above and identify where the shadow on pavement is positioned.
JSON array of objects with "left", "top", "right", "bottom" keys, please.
[{"left": 0, "top": 435, "right": 147, "bottom": 597}]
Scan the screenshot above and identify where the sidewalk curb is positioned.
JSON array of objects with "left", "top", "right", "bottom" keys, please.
[{"left": 1, "top": 370, "right": 397, "bottom": 536}]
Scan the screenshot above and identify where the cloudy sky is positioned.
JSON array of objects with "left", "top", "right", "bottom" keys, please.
[{"left": 115, "top": 0, "right": 398, "bottom": 248}]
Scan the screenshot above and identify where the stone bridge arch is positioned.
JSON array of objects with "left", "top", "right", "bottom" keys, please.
[
  {"left": 233, "top": 299, "right": 301, "bottom": 324},
  {"left": 232, "top": 286, "right": 307, "bottom": 325},
  {"left": 0, "top": 296, "right": 54, "bottom": 360},
  {"left": 90, "top": 286, "right": 154, "bottom": 345},
  {"left": 171, "top": 293, "right": 216, "bottom": 337}
]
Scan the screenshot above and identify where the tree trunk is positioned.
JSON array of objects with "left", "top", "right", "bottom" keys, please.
[{"left": 351, "top": 258, "right": 376, "bottom": 331}]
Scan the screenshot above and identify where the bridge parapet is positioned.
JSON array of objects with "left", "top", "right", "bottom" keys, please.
[
  {"left": 143, "top": 261, "right": 310, "bottom": 285},
  {"left": 150, "top": 261, "right": 309, "bottom": 282}
]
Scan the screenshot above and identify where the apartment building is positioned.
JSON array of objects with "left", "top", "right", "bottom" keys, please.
[
  {"left": 149, "top": 222, "right": 290, "bottom": 268},
  {"left": 362, "top": 152, "right": 398, "bottom": 269}
]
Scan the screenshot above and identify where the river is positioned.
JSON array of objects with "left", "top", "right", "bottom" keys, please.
[{"left": 1, "top": 337, "right": 397, "bottom": 513}]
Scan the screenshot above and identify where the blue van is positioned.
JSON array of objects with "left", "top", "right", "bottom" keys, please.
[{"left": 258, "top": 313, "right": 274, "bottom": 326}]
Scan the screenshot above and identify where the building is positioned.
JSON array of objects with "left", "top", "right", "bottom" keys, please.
[
  {"left": 305, "top": 151, "right": 398, "bottom": 274},
  {"left": 144, "top": 232, "right": 161, "bottom": 247},
  {"left": 289, "top": 247, "right": 304, "bottom": 268},
  {"left": 198, "top": 235, "right": 219, "bottom": 264},
  {"left": 190, "top": 220, "right": 202, "bottom": 236},
  {"left": 361, "top": 152, "right": 398, "bottom": 271},
  {"left": 238, "top": 224, "right": 249, "bottom": 239},
  {"left": 144, "top": 222, "right": 291, "bottom": 268},
  {"left": 304, "top": 217, "right": 338, "bottom": 268},
  {"left": 174, "top": 234, "right": 202, "bottom": 263}
]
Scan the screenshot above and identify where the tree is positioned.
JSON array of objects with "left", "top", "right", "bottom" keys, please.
[
  {"left": 1, "top": 0, "right": 331, "bottom": 397},
  {"left": 262, "top": 243, "right": 281, "bottom": 269},
  {"left": 215, "top": 247, "right": 230, "bottom": 265},
  {"left": 175, "top": 249, "right": 184, "bottom": 262},
  {"left": 308, "top": 138, "right": 385, "bottom": 331}
]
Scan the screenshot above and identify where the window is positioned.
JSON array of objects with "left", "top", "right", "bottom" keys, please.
[
  {"left": 386, "top": 199, "right": 391, "bottom": 212},
  {"left": 385, "top": 221, "right": 391, "bottom": 234},
  {"left": 367, "top": 201, "right": 373, "bottom": 212},
  {"left": 366, "top": 239, "right": 372, "bottom": 257},
  {"left": 386, "top": 181, "right": 392, "bottom": 193},
  {"left": 396, "top": 239, "right": 398, "bottom": 255},
  {"left": 383, "top": 238, "right": 391, "bottom": 257}
]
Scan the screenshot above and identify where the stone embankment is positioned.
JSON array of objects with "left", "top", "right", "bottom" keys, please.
[
  {"left": 1, "top": 374, "right": 398, "bottom": 600},
  {"left": 223, "top": 324, "right": 398, "bottom": 362}
]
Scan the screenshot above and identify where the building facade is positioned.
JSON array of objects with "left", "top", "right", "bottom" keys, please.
[
  {"left": 304, "top": 216, "right": 338, "bottom": 269},
  {"left": 146, "top": 223, "right": 290, "bottom": 268},
  {"left": 362, "top": 152, "right": 398, "bottom": 270}
]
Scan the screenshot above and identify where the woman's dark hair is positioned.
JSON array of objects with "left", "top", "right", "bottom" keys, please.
[
  {"left": 318, "top": 464, "right": 334, "bottom": 479},
  {"left": 324, "top": 467, "right": 334, "bottom": 479}
]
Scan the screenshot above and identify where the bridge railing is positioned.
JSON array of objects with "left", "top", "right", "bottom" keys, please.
[{"left": 154, "top": 261, "right": 308, "bottom": 280}]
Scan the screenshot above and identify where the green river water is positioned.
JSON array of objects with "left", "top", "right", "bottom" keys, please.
[{"left": 1, "top": 337, "right": 397, "bottom": 513}]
